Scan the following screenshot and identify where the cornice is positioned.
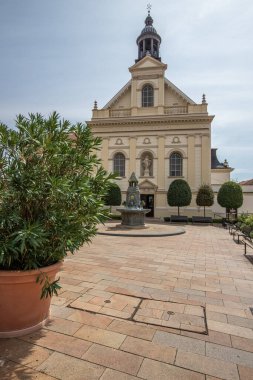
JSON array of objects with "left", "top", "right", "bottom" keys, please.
[{"left": 88, "top": 114, "right": 214, "bottom": 126}]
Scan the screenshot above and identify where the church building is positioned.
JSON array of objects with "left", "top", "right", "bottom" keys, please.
[{"left": 88, "top": 9, "right": 232, "bottom": 217}]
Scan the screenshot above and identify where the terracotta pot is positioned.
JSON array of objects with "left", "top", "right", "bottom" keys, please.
[{"left": 0, "top": 261, "right": 62, "bottom": 338}]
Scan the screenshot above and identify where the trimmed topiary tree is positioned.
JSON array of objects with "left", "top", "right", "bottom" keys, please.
[
  {"left": 196, "top": 184, "right": 214, "bottom": 217},
  {"left": 104, "top": 182, "right": 122, "bottom": 212},
  {"left": 167, "top": 179, "right": 192, "bottom": 216},
  {"left": 217, "top": 181, "right": 243, "bottom": 219}
]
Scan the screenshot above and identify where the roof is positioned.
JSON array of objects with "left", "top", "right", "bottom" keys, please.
[
  {"left": 239, "top": 179, "right": 253, "bottom": 185},
  {"left": 102, "top": 77, "right": 195, "bottom": 109},
  {"left": 164, "top": 78, "right": 195, "bottom": 105},
  {"left": 211, "top": 148, "right": 225, "bottom": 169}
]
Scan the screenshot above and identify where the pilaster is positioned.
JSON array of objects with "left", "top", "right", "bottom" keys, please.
[
  {"left": 157, "top": 136, "right": 165, "bottom": 189},
  {"left": 129, "top": 137, "right": 137, "bottom": 173},
  {"left": 187, "top": 135, "right": 195, "bottom": 189}
]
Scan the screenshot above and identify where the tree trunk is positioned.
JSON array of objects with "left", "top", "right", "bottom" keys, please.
[
  {"left": 204, "top": 206, "right": 206, "bottom": 218},
  {"left": 178, "top": 206, "right": 180, "bottom": 216}
]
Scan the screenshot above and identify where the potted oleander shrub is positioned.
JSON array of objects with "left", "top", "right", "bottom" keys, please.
[
  {"left": 196, "top": 184, "right": 214, "bottom": 217},
  {"left": 0, "top": 112, "right": 112, "bottom": 337}
]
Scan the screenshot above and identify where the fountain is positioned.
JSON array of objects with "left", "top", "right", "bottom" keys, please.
[
  {"left": 98, "top": 172, "right": 185, "bottom": 237},
  {"left": 117, "top": 172, "right": 150, "bottom": 228}
]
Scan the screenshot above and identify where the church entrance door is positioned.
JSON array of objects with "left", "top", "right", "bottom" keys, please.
[{"left": 140, "top": 194, "right": 154, "bottom": 217}]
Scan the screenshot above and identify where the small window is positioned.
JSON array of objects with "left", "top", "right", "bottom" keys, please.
[
  {"left": 142, "top": 85, "right": 154, "bottom": 107},
  {"left": 170, "top": 152, "right": 182, "bottom": 177},
  {"left": 113, "top": 153, "right": 125, "bottom": 177}
]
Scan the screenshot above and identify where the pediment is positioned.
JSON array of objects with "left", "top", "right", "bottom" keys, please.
[
  {"left": 165, "top": 78, "right": 195, "bottom": 105},
  {"left": 103, "top": 80, "right": 131, "bottom": 109},
  {"left": 139, "top": 179, "right": 158, "bottom": 191},
  {"left": 129, "top": 56, "right": 167, "bottom": 72}
]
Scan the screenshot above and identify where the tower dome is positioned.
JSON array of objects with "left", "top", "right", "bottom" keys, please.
[{"left": 136, "top": 8, "right": 162, "bottom": 62}]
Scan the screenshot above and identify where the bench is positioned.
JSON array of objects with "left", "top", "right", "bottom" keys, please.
[
  {"left": 192, "top": 216, "right": 213, "bottom": 225},
  {"left": 170, "top": 215, "right": 189, "bottom": 223}
]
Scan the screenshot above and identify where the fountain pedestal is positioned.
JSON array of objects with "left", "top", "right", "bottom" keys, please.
[
  {"left": 116, "top": 208, "right": 151, "bottom": 228},
  {"left": 116, "top": 172, "right": 150, "bottom": 228}
]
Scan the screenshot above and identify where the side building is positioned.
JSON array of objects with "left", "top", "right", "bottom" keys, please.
[{"left": 88, "top": 10, "right": 232, "bottom": 218}]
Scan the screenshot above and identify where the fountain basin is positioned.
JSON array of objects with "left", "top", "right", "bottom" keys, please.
[{"left": 116, "top": 208, "right": 151, "bottom": 227}]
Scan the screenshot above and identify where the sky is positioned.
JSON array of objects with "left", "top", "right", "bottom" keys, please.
[{"left": 0, "top": 0, "right": 252, "bottom": 181}]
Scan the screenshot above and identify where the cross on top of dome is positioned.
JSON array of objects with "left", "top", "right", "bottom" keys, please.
[{"left": 136, "top": 5, "right": 162, "bottom": 62}]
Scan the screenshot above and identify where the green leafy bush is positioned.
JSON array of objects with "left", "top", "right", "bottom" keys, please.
[
  {"left": 104, "top": 182, "right": 122, "bottom": 211},
  {"left": 237, "top": 214, "right": 253, "bottom": 238},
  {"left": 196, "top": 184, "right": 214, "bottom": 217},
  {"left": 217, "top": 181, "right": 243, "bottom": 211},
  {"left": 167, "top": 179, "right": 192, "bottom": 216},
  {"left": 0, "top": 112, "right": 112, "bottom": 271}
]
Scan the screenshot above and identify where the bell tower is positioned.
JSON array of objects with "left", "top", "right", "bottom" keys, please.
[{"left": 136, "top": 4, "right": 162, "bottom": 62}]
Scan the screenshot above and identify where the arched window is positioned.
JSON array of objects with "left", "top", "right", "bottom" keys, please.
[
  {"left": 142, "top": 84, "right": 154, "bottom": 107},
  {"left": 170, "top": 152, "right": 182, "bottom": 177},
  {"left": 113, "top": 153, "right": 125, "bottom": 177}
]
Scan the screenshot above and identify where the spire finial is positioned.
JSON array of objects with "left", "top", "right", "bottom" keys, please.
[
  {"left": 93, "top": 100, "right": 97, "bottom": 109},
  {"left": 147, "top": 3, "right": 152, "bottom": 15},
  {"left": 202, "top": 93, "right": 207, "bottom": 104}
]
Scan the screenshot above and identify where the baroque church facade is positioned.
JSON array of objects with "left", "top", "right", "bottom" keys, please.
[{"left": 88, "top": 10, "right": 232, "bottom": 217}]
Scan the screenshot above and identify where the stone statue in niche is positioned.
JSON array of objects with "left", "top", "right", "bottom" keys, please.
[{"left": 142, "top": 155, "right": 152, "bottom": 176}]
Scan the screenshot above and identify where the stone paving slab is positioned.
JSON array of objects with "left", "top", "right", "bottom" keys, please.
[
  {"left": 133, "top": 299, "right": 206, "bottom": 333},
  {"left": 1, "top": 224, "right": 253, "bottom": 380}
]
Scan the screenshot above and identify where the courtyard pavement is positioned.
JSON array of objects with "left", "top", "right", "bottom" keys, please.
[{"left": 1, "top": 223, "right": 253, "bottom": 380}]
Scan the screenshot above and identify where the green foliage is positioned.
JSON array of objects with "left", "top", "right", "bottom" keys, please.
[
  {"left": 196, "top": 184, "right": 214, "bottom": 217},
  {"left": 0, "top": 112, "right": 113, "bottom": 276},
  {"left": 217, "top": 181, "right": 243, "bottom": 210},
  {"left": 238, "top": 214, "right": 253, "bottom": 238},
  {"left": 167, "top": 179, "right": 192, "bottom": 216},
  {"left": 104, "top": 182, "right": 122, "bottom": 207}
]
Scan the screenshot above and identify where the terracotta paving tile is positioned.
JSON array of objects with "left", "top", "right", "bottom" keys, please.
[
  {"left": 238, "top": 365, "right": 253, "bottom": 380},
  {"left": 153, "top": 330, "right": 205, "bottom": 354},
  {"left": 0, "top": 359, "right": 56, "bottom": 380},
  {"left": 182, "top": 329, "right": 232, "bottom": 347},
  {"left": 100, "top": 368, "right": 139, "bottom": 379},
  {"left": 1, "top": 225, "right": 253, "bottom": 379},
  {"left": 206, "top": 310, "right": 228, "bottom": 323},
  {"left": 231, "top": 335, "right": 253, "bottom": 353},
  {"left": 69, "top": 299, "right": 102, "bottom": 313},
  {"left": 74, "top": 324, "right": 126, "bottom": 348},
  {"left": 83, "top": 343, "right": 143, "bottom": 375},
  {"left": 19, "top": 329, "right": 92, "bottom": 358},
  {"left": 107, "top": 319, "right": 155, "bottom": 340},
  {"left": 68, "top": 309, "right": 112, "bottom": 328},
  {"left": 175, "top": 350, "right": 239, "bottom": 380},
  {"left": 0, "top": 338, "right": 52, "bottom": 369},
  {"left": 206, "top": 305, "right": 247, "bottom": 319},
  {"left": 45, "top": 316, "right": 82, "bottom": 336},
  {"left": 60, "top": 283, "right": 86, "bottom": 293},
  {"left": 227, "top": 315, "right": 253, "bottom": 329},
  {"left": 208, "top": 320, "right": 253, "bottom": 339},
  {"left": 100, "top": 307, "right": 131, "bottom": 318},
  {"left": 37, "top": 351, "right": 104, "bottom": 380},
  {"left": 50, "top": 304, "right": 75, "bottom": 319},
  {"left": 137, "top": 358, "right": 205, "bottom": 380},
  {"left": 120, "top": 336, "right": 176, "bottom": 363},
  {"left": 206, "top": 342, "right": 253, "bottom": 368}
]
